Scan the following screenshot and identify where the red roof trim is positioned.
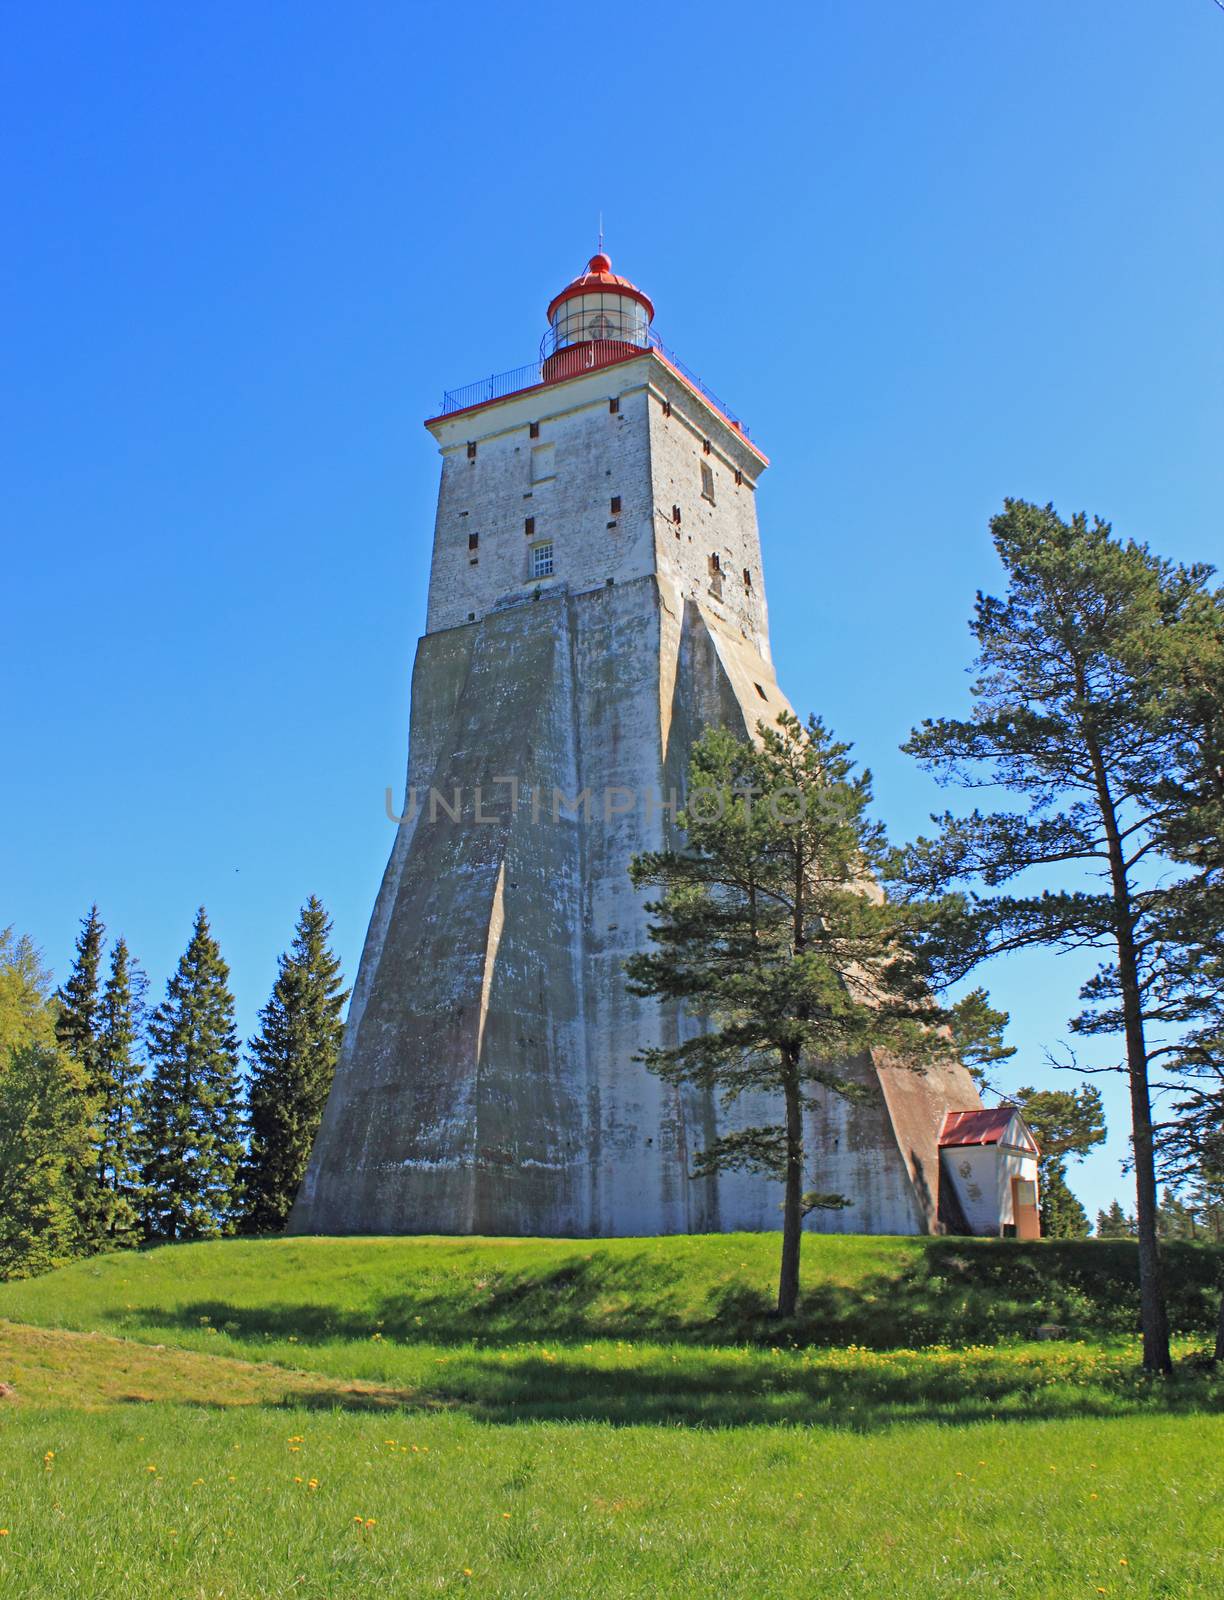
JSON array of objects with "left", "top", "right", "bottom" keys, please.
[{"left": 424, "top": 348, "right": 770, "bottom": 467}]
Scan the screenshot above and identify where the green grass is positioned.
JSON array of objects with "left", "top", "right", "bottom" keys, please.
[
  {"left": 1, "top": 1235, "right": 1221, "bottom": 1597},
  {"left": 1, "top": 1233, "right": 1221, "bottom": 1356}
]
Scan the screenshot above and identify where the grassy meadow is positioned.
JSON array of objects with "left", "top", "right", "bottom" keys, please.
[{"left": 0, "top": 1234, "right": 1221, "bottom": 1597}]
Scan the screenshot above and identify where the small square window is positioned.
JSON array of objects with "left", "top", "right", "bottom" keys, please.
[
  {"left": 610, "top": 495, "right": 621, "bottom": 514},
  {"left": 468, "top": 532, "right": 479, "bottom": 551},
  {"left": 608, "top": 397, "right": 619, "bottom": 414},
  {"left": 524, "top": 516, "right": 535, "bottom": 537},
  {"left": 466, "top": 441, "right": 477, "bottom": 460},
  {"left": 531, "top": 542, "right": 554, "bottom": 579},
  {"left": 468, "top": 611, "right": 476, "bottom": 621},
  {"left": 700, "top": 462, "right": 715, "bottom": 502},
  {"left": 529, "top": 421, "right": 540, "bottom": 439}
]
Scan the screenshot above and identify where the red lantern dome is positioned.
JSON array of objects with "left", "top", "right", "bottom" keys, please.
[
  {"left": 541, "top": 253, "right": 654, "bottom": 381},
  {"left": 545, "top": 253, "right": 655, "bottom": 326}
]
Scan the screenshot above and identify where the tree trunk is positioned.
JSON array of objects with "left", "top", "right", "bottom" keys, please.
[
  {"left": 1083, "top": 726, "right": 1172, "bottom": 1375},
  {"left": 776, "top": 1061, "right": 803, "bottom": 1318},
  {"left": 1215, "top": 1288, "right": 1224, "bottom": 1366}
]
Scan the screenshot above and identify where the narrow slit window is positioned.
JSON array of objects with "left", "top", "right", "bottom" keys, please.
[
  {"left": 743, "top": 567, "right": 752, "bottom": 589},
  {"left": 754, "top": 682, "right": 768, "bottom": 701},
  {"left": 703, "top": 438, "right": 711, "bottom": 454},
  {"left": 524, "top": 516, "right": 535, "bottom": 537},
  {"left": 662, "top": 399, "right": 671, "bottom": 418},
  {"left": 608, "top": 397, "right": 620, "bottom": 414},
  {"left": 466, "top": 441, "right": 477, "bottom": 460},
  {"left": 610, "top": 495, "right": 621, "bottom": 514},
  {"left": 734, "top": 468, "right": 743, "bottom": 486},
  {"left": 672, "top": 504, "right": 682, "bottom": 525},
  {"left": 468, "top": 532, "right": 479, "bottom": 551},
  {"left": 708, "top": 552, "right": 721, "bottom": 574},
  {"left": 700, "top": 462, "right": 715, "bottom": 502},
  {"left": 531, "top": 542, "right": 554, "bottom": 579},
  {"left": 529, "top": 421, "right": 540, "bottom": 439}
]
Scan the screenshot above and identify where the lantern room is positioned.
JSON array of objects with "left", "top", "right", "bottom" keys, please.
[{"left": 541, "top": 253, "right": 654, "bottom": 381}]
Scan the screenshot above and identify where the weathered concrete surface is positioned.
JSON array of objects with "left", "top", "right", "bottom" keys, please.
[{"left": 290, "top": 354, "right": 983, "bottom": 1238}]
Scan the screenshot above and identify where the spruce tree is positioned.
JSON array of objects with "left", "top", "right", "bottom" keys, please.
[
  {"left": 1040, "top": 1166, "right": 1091, "bottom": 1239},
  {"left": 241, "top": 896, "right": 348, "bottom": 1233},
  {"left": 1013, "top": 1085, "right": 1104, "bottom": 1239},
  {"left": 54, "top": 905, "right": 105, "bottom": 1072},
  {"left": 140, "top": 908, "right": 244, "bottom": 1241},
  {"left": 1096, "top": 1200, "right": 1137, "bottom": 1238},
  {"left": 94, "top": 937, "right": 146, "bottom": 1245},
  {"left": 53, "top": 904, "right": 108, "bottom": 1252}
]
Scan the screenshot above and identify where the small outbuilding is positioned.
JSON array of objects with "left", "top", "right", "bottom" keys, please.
[{"left": 938, "top": 1107, "right": 1041, "bottom": 1238}]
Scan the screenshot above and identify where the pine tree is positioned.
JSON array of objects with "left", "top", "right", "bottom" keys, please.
[
  {"left": 140, "top": 908, "right": 244, "bottom": 1241},
  {"left": 241, "top": 896, "right": 348, "bottom": 1233},
  {"left": 628, "top": 711, "right": 1007, "bottom": 1318},
  {"left": 53, "top": 905, "right": 108, "bottom": 1252},
  {"left": 94, "top": 937, "right": 146, "bottom": 1245},
  {"left": 897, "top": 501, "right": 1218, "bottom": 1372}
]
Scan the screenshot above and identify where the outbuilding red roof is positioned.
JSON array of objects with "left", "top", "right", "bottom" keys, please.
[{"left": 940, "top": 1108, "right": 1025, "bottom": 1148}]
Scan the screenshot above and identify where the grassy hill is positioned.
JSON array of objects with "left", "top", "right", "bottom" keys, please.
[
  {"left": 0, "top": 1235, "right": 1221, "bottom": 1598},
  {"left": 2, "top": 1232, "right": 1222, "bottom": 1357}
]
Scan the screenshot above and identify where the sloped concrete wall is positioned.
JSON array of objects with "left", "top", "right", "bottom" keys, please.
[{"left": 292, "top": 576, "right": 979, "bottom": 1238}]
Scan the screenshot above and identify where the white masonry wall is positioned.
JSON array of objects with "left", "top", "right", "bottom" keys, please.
[{"left": 424, "top": 353, "right": 771, "bottom": 645}]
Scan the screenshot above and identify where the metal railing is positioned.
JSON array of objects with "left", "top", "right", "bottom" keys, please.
[
  {"left": 438, "top": 361, "right": 542, "bottom": 416},
  {"left": 648, "top": 334, "right": 749, "bottom": 437},
  {"left": 436, "top": 331, "right": 749, "bottom": 438}
]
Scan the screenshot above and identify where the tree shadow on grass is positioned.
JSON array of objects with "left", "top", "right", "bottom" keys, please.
[
  {"left": 111, "top": 1239, "right": 1224, "bottom": 1355},
  {"left": 98, "top": 1331, "right": 1224, "bottom": 1431},
  {"left": 181, "top": 1350, "right": 1224, "bottom": 1429}
]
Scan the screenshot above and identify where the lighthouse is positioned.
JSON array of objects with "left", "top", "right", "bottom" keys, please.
[{"left": 290, "top": 253, "right": 987, "bottom": 1239}]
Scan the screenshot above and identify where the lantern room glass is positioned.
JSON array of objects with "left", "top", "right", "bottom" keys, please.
[{"left": 548, "top": 292, "right": 650, "bottom": 353}]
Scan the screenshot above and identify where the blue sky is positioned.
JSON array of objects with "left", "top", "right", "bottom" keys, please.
[{"left": 3, "top": 1, "right": 1221, "bottom": 1221}]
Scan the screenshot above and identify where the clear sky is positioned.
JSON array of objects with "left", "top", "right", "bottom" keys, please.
[{"left": 3, "top": 1, "right": 1221, "bottom": 1222}]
